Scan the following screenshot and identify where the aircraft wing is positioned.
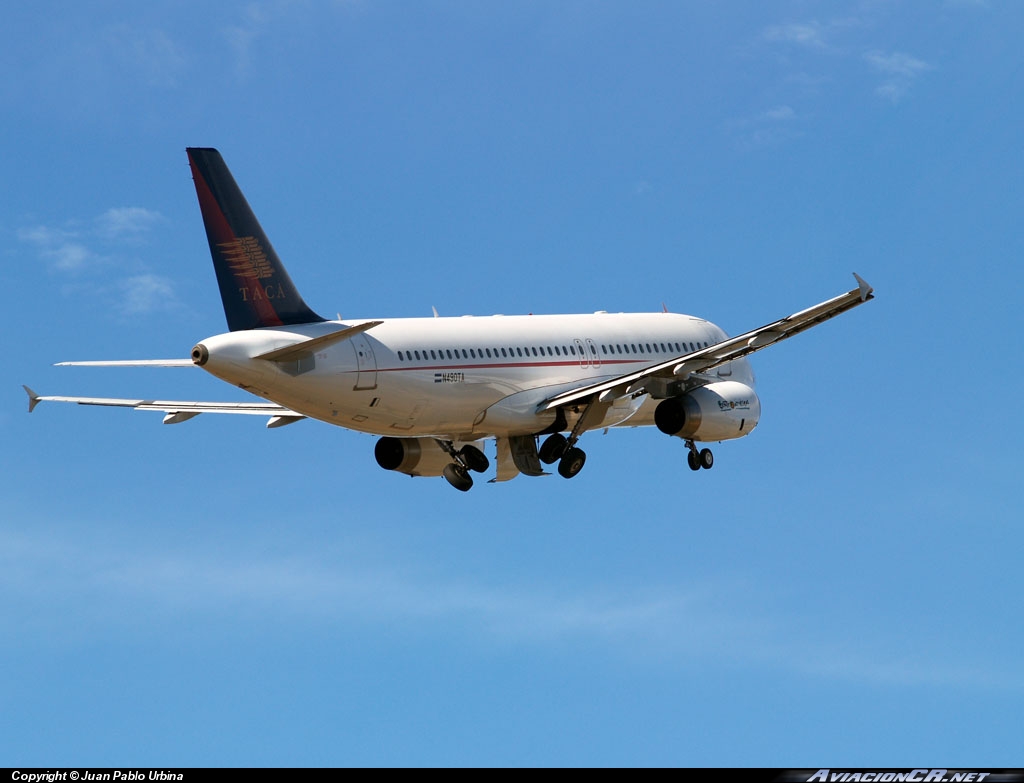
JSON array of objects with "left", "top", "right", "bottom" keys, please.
[
  {"left": 538, "top": 273, "right": 874, "bottom": 412},
  {"left": 23, "top": 386, "right": 305, "bottom": 428}
]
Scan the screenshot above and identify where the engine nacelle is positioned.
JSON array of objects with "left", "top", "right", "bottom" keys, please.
[
  {"left": 654, "top": 381, "right": 760, "bottom": 442},
  {"left": 374, "top": 436, "right": 486, "bottom": 477}
]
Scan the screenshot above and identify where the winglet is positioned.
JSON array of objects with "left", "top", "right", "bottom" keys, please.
[
  {"left": 23, "top": 385, "right": 41, "bottom": 413},
  {"left": 853, "top": 272, "right": 873, "bottom": 302}
]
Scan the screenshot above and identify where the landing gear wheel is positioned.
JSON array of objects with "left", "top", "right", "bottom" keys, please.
[
  {"left": 442, "top": 463, "right": 473, "bottom": 492},
  {"left": 539, "top": 433, "right": 568, "bottom": 465},
  {"left": 557, "top": 447, "right": 587, "bottom": 479},
  {"left": 699, "top": 448, "right": 714, "bottom": 470},
  {"left": 459, "top": 444, "right": 490, "bottom": 473},
  {"left": 687, "top": 450, "right": 701, "bottom": 471}
]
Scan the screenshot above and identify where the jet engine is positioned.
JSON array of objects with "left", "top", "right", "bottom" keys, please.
[
  {"left": 374, "top": 436, "right": 487, "bottom": 477},
  {"left": 654, "top": 381, "right": 760, "bottom": 442}
]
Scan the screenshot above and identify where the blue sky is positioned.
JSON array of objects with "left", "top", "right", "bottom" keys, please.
[{"left": 3, "top": 0, "right": 1022, "bottom": 767}]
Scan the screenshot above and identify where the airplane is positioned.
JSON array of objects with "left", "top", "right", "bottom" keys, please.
[{"left": 24, "top": 148, "right": 874, "bottom": 491}]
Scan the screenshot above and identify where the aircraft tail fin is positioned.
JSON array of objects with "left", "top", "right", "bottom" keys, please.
[{"left": 186, "top": 147, "right": 326, "bottom": 332}]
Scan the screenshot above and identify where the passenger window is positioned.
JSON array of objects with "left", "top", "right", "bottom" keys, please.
[
  {"left": 569, "top": 345, "right": 576, "bottom": 355},
  {"left": 485, "top": 348, "right": 491, "bottom": 358},
  {"left": 397, "top": 351, "right": 404, "bottom": 361}
]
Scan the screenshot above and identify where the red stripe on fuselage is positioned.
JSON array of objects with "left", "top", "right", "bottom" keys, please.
[{"left": 374, "top": 359, "right": 645, "bottom": 372}]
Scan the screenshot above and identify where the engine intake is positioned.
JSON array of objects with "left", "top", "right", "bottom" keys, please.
[
  {"left": 654, "top": 381, "right": 760, "bottom": 443},
  {"left": 375, "top": 436, "right": 486, "bottom": 477}
]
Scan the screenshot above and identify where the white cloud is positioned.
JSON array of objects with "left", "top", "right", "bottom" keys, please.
[
  {"left": 760, "top": 16, "right": 936, "bottom": 110},
  {"left": 103, "top": 25, "right": 188, "bottom": 89},
  {"left": 762, "top": 105, "right": 796, "bottom": 122},
  {"left": 19, "top": 208, "right": 177, "bottom": 313},
  {"left": 18, "top": 224, "right": 96, "bottom": 270},
  {"left": 763, "top": 22, "right": 827, "bottom": 49},
  {"left": 50, "top": 243, "right": 92, "bottom": 270},
  {"left": 97, "top": 206, "right": 164, "bottom": 239},
  {"left": 225, "top": 1, "right": 280, "bottom": 76},
  {"left": 729, "top": 105, "right": 802, "bottom": 150},
  {"left": 20, "top": 206, "right": 164, "bottom": 272},
  {"left": 865, "top": 50, "right": 932, "bottom": 79},
  {"left": 118, "top": 273, "right": 177, "bottom": 314},
  {"left": 865, "top": 50, "right": 933, "bottom": 103},
  {"left": 1, "top": 528, "right": 1016, "bottom": 691}
]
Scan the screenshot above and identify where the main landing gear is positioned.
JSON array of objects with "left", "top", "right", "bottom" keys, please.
[
  {"left": 538, "top": 396, "right": 603, "bottom": 481},
  {"left": 685, "top": 439, "right": 714, "bottom": 471},
  {"left": 539, "top": 432, "right": 587, "bottom": 478},
  {"left": 438, "top": 441, "right": 490, "bottom": 492}
]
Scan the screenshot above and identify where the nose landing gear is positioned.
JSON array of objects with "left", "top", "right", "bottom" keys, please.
[{"left": 685, "top": 439, "right": 714, "bottom": 471}]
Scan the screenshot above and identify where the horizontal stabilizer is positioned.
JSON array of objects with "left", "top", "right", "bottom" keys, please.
[
  {"left": 255, "top": 321, "right": 383, "bottom": 362},
  {"left": 55, "top": 359, "right": 194, "bottom": 368}
]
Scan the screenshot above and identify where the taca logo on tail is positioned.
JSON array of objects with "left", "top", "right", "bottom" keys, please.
[{"left": 187, "top": 147, "right": 325, "bottom": 331}]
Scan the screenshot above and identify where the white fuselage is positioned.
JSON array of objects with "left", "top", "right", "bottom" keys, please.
[{"left": 195, "top": 311, "right": 758, "bottom": 443}]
